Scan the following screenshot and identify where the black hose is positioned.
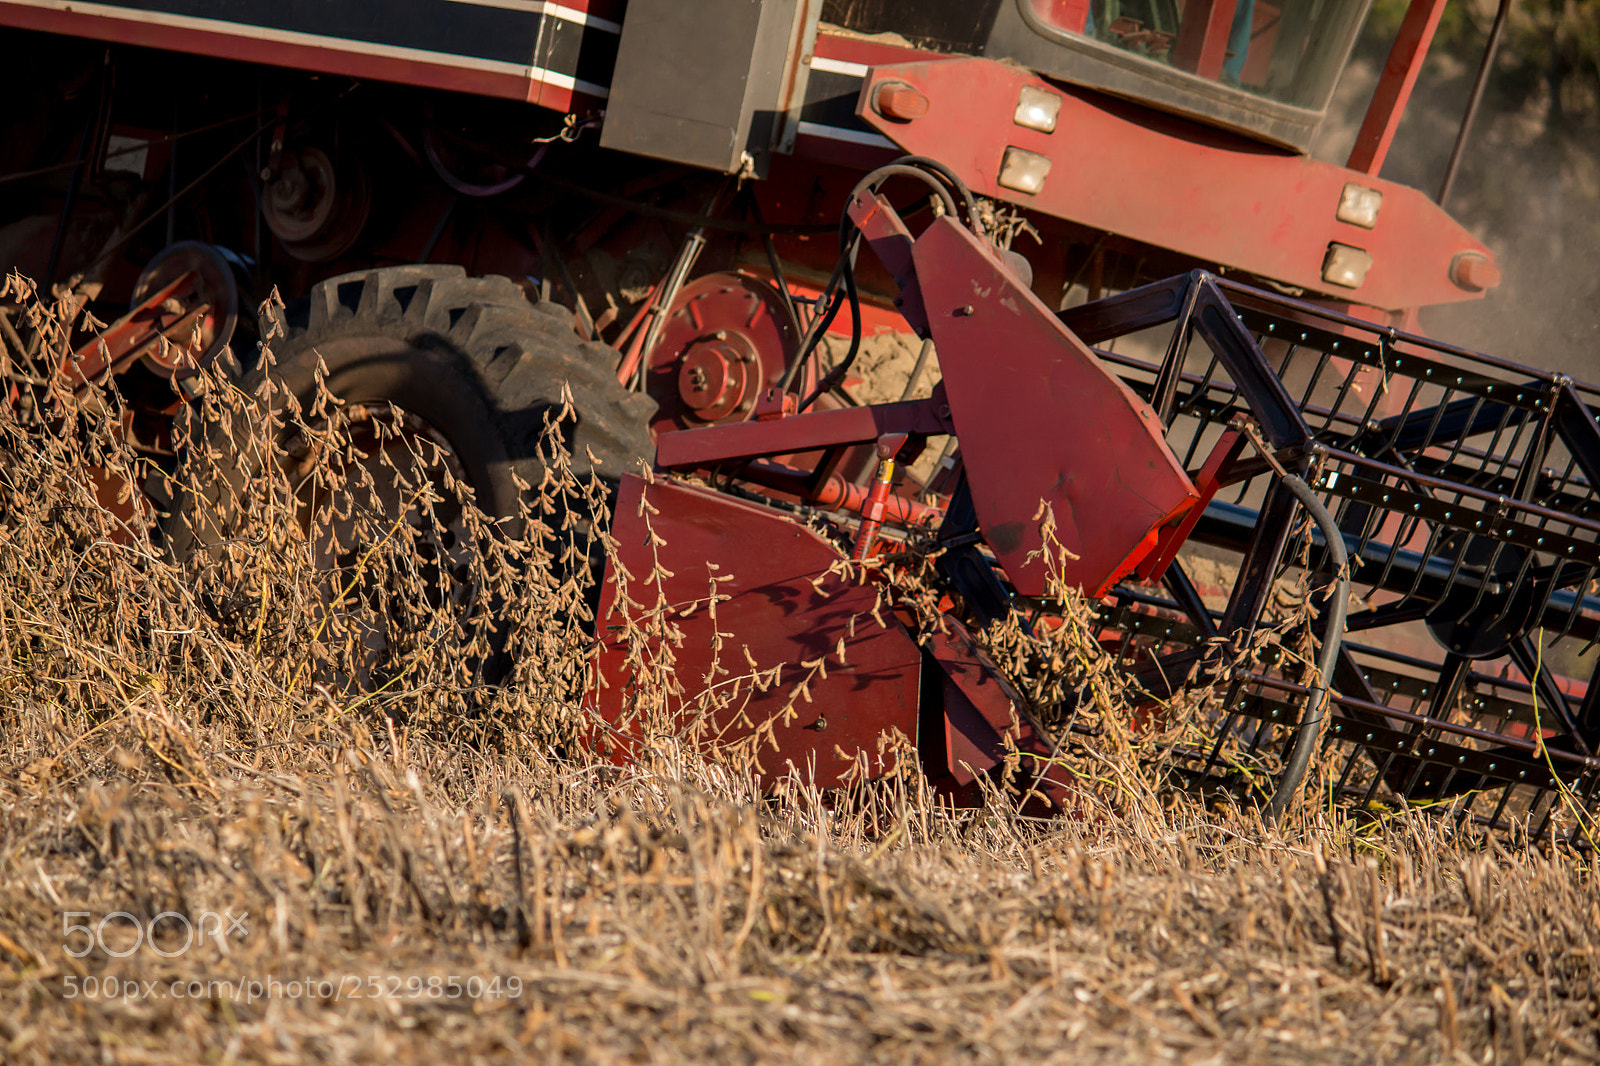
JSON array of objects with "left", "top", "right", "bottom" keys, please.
[
  {"left": 777, "top": 254, "right": 847, "bottom": 393},
  {"left": 848, "top": 163, "right": 959, "bottom": 221},
  {"left": 786, "top": 157, "right": 983, "bottom": 410},
  {"left": 888, "top": 154, "right": 981, "bottom": 236},
  {"left": 1265, "top": 473, "right": 1351, "bottom": 824},
  {"left": 796, "top": 221, "right": 862, "bottom": 412}
]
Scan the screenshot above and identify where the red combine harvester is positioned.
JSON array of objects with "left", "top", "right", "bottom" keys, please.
[{"left": 2, "top": 0, "right": 1596, "bottom": 839}]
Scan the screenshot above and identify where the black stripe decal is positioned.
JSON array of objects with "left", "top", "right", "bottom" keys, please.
[{"left": 98, "top": 0, "right": 545, "bottom": 67}]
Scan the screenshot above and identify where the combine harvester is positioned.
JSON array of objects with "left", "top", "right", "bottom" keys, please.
[{"left": 1, "top": 0, "right": 1594, "bottom": 839}]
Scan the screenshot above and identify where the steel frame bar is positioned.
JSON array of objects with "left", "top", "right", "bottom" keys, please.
[
  {"left": 1347, "top": 0, "right": 1451, "bottom": 175},
  {"left": 1065, "top": 271, "right": 1600, "bottom": 829}
]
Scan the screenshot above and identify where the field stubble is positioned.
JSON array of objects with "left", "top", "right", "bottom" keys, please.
[{"left": 0, "top": 277, "right": 1596, "bottom": 1064}]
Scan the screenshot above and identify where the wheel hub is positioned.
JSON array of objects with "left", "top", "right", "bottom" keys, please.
[
  {"left": 131, "top": 241, "right": 241, "bottom": 374},
  {"left": 262, "top": 145, "right": 370, "bottom": 262},
  {"left": 676, "top": 334, "right": 757, "bottom": 421},
  {"left": 645, "top": 272, "right": 802, "bottom": 432}
]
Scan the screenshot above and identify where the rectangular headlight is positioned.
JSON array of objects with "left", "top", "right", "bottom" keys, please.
[
  {"left": 1014, "top": 86, "right": 1061, "bottom": 133},
  {"left": 998, "top": 147, "right": 1052, "bottom": 195},
  {"left": 1322, "top": 243, "right": 1373, "bottom": 289},
  {"left": 1336, "top": 183, "right": 1383, "bottom": 229}
]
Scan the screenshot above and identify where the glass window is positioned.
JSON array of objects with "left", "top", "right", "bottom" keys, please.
[{"left": 1025, "top": 0, "right": 1372, "bottom": 110}]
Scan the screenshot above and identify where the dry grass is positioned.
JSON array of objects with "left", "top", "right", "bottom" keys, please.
[{"left": 1, "top": 278, "right": 1597, "bottom": 1065}]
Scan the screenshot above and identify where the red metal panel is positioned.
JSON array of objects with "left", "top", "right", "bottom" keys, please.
[
  {"left": 792, "top": 29, "right": 942, "bottom": 169},
  {"left": 654, "top": 396, "right": 950, "bottom": 470},
  {"left": 1136, "top": 424, "right": 1245, "bottom": 582},
  {"left": 923, "top": 620, "right": 1076, "bottom": 814},
  {"left": 591, "top": 476, "right": 923, "bottom": 789},
  {"left": 1346, "top": 0, "right": 1450, "bottom": 176},
  {"left": 913, "top": 216, "right": 1197, "bottom": 598},
  {"left": 855, "top": 56, "right": 1495, "bottom": 311}
]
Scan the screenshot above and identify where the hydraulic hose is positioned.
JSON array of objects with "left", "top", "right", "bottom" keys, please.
[
  {"left": 791, "top": 158, "right": 981, "bottom": 410},
  {"left": 1265, "top": 473, "right": 1350, "bottom": 824},
  {"left": 886, "top": 154, "right": 982, "bottom": 236}
]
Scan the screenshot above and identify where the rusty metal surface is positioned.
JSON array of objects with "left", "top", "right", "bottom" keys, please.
[
  {"left": 854, "top": 56, "right": 1495, "bottom": 311},
  {"left": 913, "top": 216, "right": 1196, "bottom": 598}
]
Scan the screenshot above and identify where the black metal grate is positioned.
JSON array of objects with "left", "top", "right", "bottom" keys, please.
[{"left": 1062, "top": 271, "right": 1600, "bottom": 842}]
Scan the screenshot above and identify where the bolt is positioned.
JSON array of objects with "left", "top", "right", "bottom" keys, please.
[{"left": 1450, "top": 252, "right": 1502, "bottom": 293}]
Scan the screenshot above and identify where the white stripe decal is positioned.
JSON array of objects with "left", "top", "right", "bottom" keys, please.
[
  {"left": 544, "top": 2, "right": 621, "bottom": 33},
  {"left": 809, "top": 56, "right": 869, "bottom": 78},
  {"left": 0, "top": 0, "right": 610, "bottom": 96},
  {"left": 444, "top": 0, "right": 621, "bottom": 35},
  {"left": 796, "top": 121, "right": 896, "bottom": 149}
]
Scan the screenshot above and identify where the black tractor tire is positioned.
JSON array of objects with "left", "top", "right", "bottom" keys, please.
[{"left": 165, "top": 263, "right": 656, "bottom": 559}]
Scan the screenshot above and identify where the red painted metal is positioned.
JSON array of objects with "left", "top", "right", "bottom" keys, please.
[
  {"left": 789, "top": 31, "right": 935, "bottom": 170},
  {"left": 911, "top": 216, "right": 1197, "bottom": 597},
  {"left": 659, "top": 202, "right": 1201, "bottom": 599},
  {"left": 850, "top": 438, "right": 904, "bottom": 560},
  {"left": 592, "top": 475, "right": 923, "bottom": 789},
  {"left": 774, "top": 278, "right": 910, "bottom": 339},
  {"left": 1135, "top": 424, "right": 1246, "bottom": 583},
  {"left": 812, "top": 31, "right": 929, "bottom": 72},
  {"left": 800, "top": 464, "right": 941, "bottom": 527},
  {"left": 594, "top": 474, "right": 1073, "bottom": 813},
  {"left": 854, "top": 56, "right": 1496, "bottom": 311},
  {"left": 848, "top": 190, "right": 927, "bottom": 333},
  {"left": 655, "top": 396, "right": 950, "bottom": 470},
  {"left": 922, "top": 619, "right": 1076, "bottom": 814},
  {"left": 1346, "top": 0, "right": 1450, "bottom": 176},
  {"left": 1031, "top": 0, "right": 1092, "bottom": 34},
  {"left": 643, "top": 273, "right": 802, "bottom": 432},
  {"left": 62, "top": 272, "right": 207, "bottom": 391}
]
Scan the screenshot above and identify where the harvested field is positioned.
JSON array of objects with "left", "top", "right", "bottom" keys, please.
[{"left": 1, "top": 280, "right": 1598, "bottom": 1064}]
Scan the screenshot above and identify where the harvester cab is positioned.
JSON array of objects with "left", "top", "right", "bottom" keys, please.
[{"left": 831, "top": 0, "right": 1374, "bottom": 151}]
